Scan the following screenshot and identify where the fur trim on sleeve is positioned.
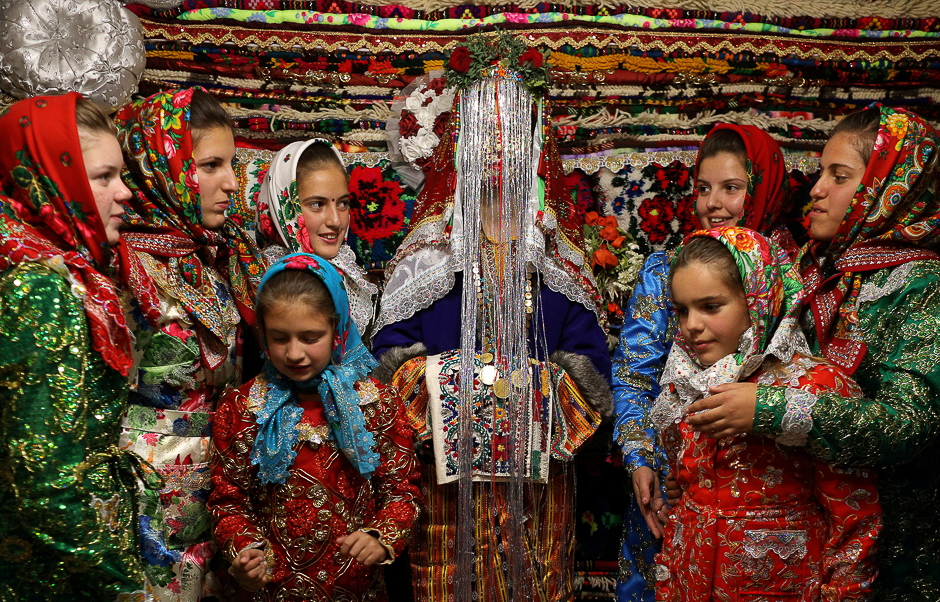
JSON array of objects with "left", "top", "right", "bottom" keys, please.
[
  {"left": 372, "top": 343, "right": 429, "bottom": 384},
  {"left": 550, "top": 350, "right": 614, "bottom": 418}
]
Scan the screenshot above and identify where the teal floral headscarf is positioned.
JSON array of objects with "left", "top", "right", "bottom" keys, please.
[{"left": 250, "top": 253, "right": 380, "bottom": 483}]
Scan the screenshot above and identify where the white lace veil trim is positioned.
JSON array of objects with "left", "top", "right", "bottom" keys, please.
[{"left": 373, "top": 111, "right": 603, "bottom": 333}]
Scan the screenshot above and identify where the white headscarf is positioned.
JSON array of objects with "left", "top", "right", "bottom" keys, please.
[{"left": 256, "top": 139, "right": 378, "bottom": 336}]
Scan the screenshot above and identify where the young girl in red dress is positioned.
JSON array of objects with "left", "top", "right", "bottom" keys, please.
[
  {"left": 208, "top": 253, "right": 421, "bottom": 601},
  {"left": 650, "top": 227, "right": 881, "bottom": 601}
]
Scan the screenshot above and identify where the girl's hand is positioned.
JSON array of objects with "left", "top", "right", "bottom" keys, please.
[
  {"left": 336, "top": 531, "right": 389, "bottom": 566},
  {"left": 664, "top": 470, "right": 682, "bottom": 508},
  {"left": 632, "top": 467, "right": 667, "bottom": 539},
  {"left": 228, "top": 548, "right": 269, "bottom": 591},
  {"left": 684, "top": 382, "right": 758, "bottom": 439}
]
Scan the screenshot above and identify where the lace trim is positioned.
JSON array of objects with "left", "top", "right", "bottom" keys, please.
[
  {"left": 858, "top": 261, "right": 917, "bottom": 304},
  {"left": 651, "top": 317, "right": 812, "bottom": 434},
  {"left": 332, "top": 245, "right": 378, "bottom": 335},
  {"left": 375, "top": 244, "right": 604, "bottom": 332},
  {"left": 755, "top": 355, "right": 815, "bottom": 387},
  {"left": 777, "top": 388, "right": 818, "bottom": 447},
  {"left": 132, "top": 0, "right": 182, "bottom": 6},
  {"left": 377, "top": 149, "right": 603, "bottom": 330},
  {"left": 373, "top": 246, "right": 456, "bottom": 332},
  {"left": 393, "top": 204, "right": 454, "bottom": 258},
  {"left": 743, "top": 529, "right": 809, "bottom": 560},
  {"left": 534, "top": 254, "right": 604, "bottom": 327}
]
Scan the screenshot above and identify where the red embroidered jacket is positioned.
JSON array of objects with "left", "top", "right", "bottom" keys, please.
[
  {"left": 208, "top": 375, "right": 422, "bottom": 601},
  {"left": 657, "top": 362, "right": 882, "bottom": 602}
]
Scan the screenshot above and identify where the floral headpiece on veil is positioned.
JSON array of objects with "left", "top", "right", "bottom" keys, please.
[{"left": 375, "top": 33, "right": 603, "bottom": 333}]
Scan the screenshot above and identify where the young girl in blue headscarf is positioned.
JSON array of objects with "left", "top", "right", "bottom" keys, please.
[{"left": 207, "top": 253, "right": 422, "bottom": 601}]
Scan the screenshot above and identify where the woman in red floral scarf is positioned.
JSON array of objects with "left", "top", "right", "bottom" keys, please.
[
  {"left": 688, "top": 105, "right": 940, "bottom": 600},
  {"left": 115, "top": 87, "right": 266, "bottom": 602},
  {"left": 0, "top": 93, "right": 145, "bottom": 598}
]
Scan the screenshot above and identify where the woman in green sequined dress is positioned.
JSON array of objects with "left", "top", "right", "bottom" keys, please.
[
  {"left": 0, "top": 94, "right": 145, "bottom": 599},
  {"left": 685, "top": 106, "right": 940, "bottom": 601}
]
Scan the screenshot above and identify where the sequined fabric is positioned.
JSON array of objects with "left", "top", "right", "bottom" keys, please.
[
  {"left": 251, "top": 253, "right": 380, "bottom": 482},
  {"left": 115, "top": 87, "right": 266, "bottom": 347},
  {"left": 755, "top": 260, "right": 940, "bottom": 601},
  {"left": 611, "top": 129, "right": 795, "bottom": 602},
  {"left": 0, "top": 262, "right": 144, "bottom": 599},
  {"left": 0, "top": 93, "right": 133, "bottom": 375},
  {"left": 610, "top": 252, "right": 672, "bottom": 602},
  {"left": 658, "top": 363, "right": 880, "bottom": 602},
  {"left": 208, "top": 375, "right": 422, "bottom": 601},
  {"left": 799, "top": 106, "right": 940, "bottom": 373},
  {"left": 114, "top": 87, "right": 264, "bottom": 601},
  {"left": 613, "top": 252, "right": 673, "bottom": 477}
]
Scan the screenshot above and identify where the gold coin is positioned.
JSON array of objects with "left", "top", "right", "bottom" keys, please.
[
  {"left": 480, "top": 352, "right": 494, "bottom": 364},
  {"left": 480, "top": 365, "right": 498, "bottom": 386},
  {"left": 493, "top": 378, "right": 510, "bottom": 399},
  {"left": 511, "top": 368, "right": 529, "bottom": 387}
]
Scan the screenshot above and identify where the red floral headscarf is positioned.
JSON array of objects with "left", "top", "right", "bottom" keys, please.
[
  {"left": 801, "top": 105, "right": 940, "bottom": 373},
  {"left": 695, "top": 124, "right": 791, "bottom": 234},
  {"left": 115, "top": 88, "right": 265, "bottom": 367},
  {"left": 654, "top": 226, "right": 811, "bottom": 451},
  {"left": 0, "top": 93, "right": 133, "bottom": 375}
]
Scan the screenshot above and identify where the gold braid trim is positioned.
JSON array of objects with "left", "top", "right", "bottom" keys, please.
[{"left": 551, "top": 53, "right": 732, "bottom": 74}]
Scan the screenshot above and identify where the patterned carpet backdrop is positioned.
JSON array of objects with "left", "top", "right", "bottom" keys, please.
[{"left": 118, "top": 0, "right": 940, "bottom": 281}]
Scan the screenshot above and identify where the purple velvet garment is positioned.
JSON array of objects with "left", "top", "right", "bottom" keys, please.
[{"left": 372, "top": 273, "right": 612, "bottom": 386}]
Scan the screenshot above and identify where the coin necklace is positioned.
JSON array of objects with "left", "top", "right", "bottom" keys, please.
[{"left": 477, "top": 240, "right": 533, "bottom": 398}]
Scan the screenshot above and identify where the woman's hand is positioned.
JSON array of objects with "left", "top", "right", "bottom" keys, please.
[
  {"left": 336, "top": 530, "right": 389, "bottom": 566},
  {"left": 228, "top": 548, "right": 269, "bottom": 591},
  {"left": 632, "top": 467, "right": 667, "bottom": 539},
  {"left": 684, "top": 382, "right": 758, "bottom": 439},
  {"left": 664, "top": 469, "right": 681, "bottom": 508}
]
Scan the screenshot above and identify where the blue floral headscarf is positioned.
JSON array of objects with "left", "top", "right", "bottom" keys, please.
[{"left": 250, "top": 253, "right": 380, "bottom": 483}]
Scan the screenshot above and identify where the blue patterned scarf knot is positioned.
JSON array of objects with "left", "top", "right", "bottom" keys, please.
[{"left": 249, "top": 253, "right": 380, "bottom": 485}]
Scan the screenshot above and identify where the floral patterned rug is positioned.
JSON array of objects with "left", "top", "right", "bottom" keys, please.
[{"left": 591, "top": 155, "right": 818, "bottom": 255}]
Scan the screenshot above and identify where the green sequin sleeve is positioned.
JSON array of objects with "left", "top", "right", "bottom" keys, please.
[
  {"left": 0, "top": 263, "right": 143, "bottom": 600},
  {"left": 754, "top": 262, "right": 940, "bottom": 468}
]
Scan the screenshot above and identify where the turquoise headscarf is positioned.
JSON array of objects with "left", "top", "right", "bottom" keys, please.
[{"left": 250, "top": 253, "right": 380, "bottom": 483}]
